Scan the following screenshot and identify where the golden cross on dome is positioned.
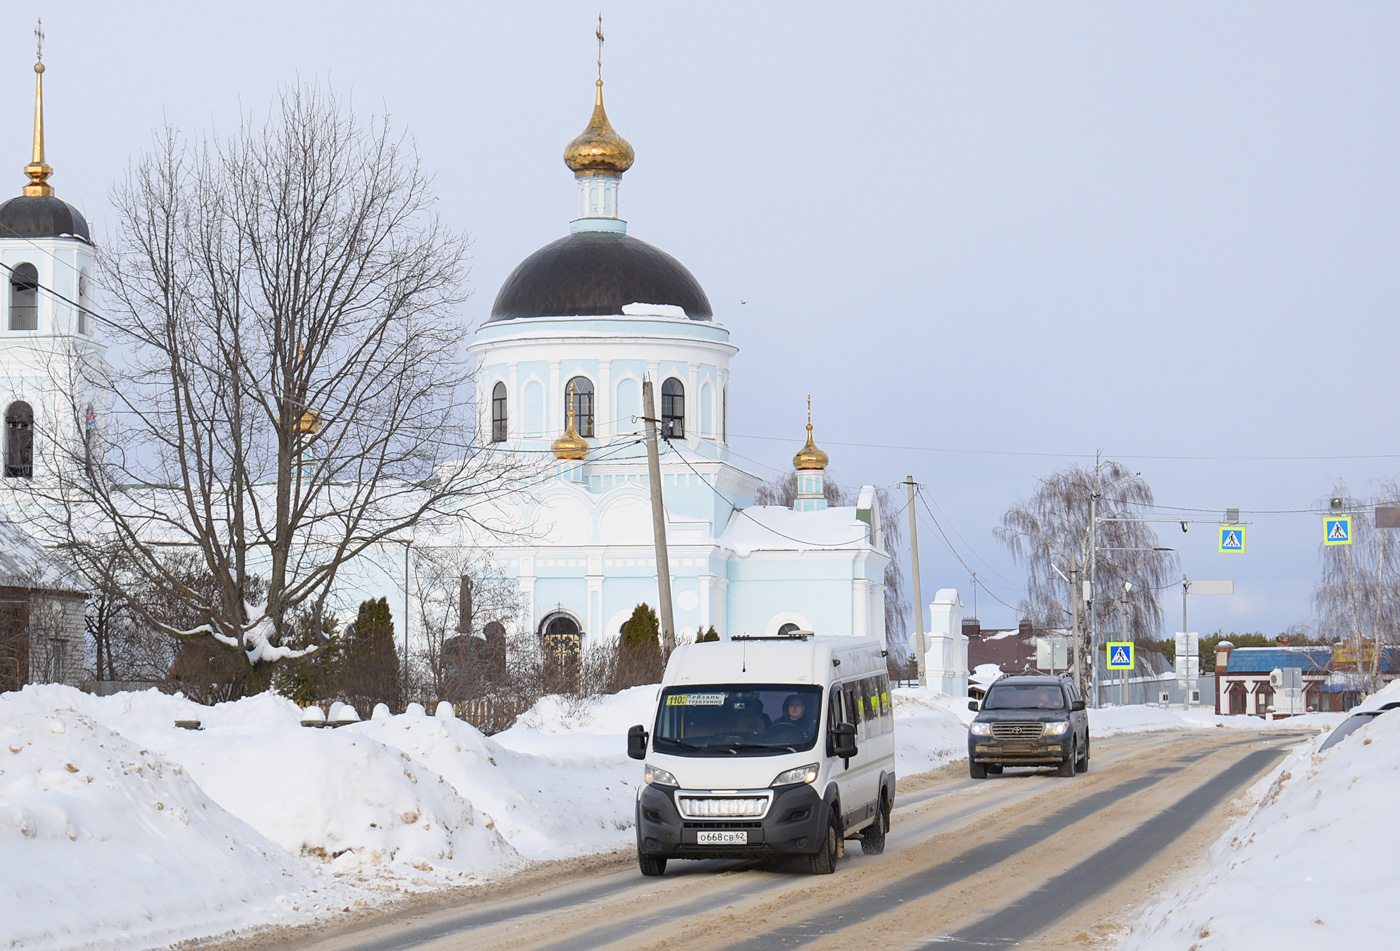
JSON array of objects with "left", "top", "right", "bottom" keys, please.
[
  {"left": 596, "top": 14, "right": 605, "bottom": 82},
  {"left": 35, "top": 19, "right": 44, "bottom": 64}
]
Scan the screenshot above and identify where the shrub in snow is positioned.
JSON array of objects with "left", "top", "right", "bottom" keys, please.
[
  {"left": 405, "top": 702, "right": 427, "bottom": 716},
  {"left": 371, "top": 703, "right": 391, "bottom": 720},
  {"left": 435, "top": 701, "right": 455, "bottom": 719}
]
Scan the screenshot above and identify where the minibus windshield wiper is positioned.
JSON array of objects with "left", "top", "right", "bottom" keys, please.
[
  {"left": 707, "top": 741, "right": 792, "bottom": 754},
  {"left": 658, "top": 737, "right": 708, "bottom": 752}
]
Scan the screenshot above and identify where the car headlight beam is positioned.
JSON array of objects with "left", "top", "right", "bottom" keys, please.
[{"left": 969, "top": 722, "right": 992, "bottom": 736}]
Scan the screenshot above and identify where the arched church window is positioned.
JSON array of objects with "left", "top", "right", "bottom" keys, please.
[
  {"left": 661, "top": 378, "right": 684, "bottom": 439},
  {"left": 4, "top": 401, "right": 34, "bottom": 479},
  {"left": 77, "top": 269, "right": 91, "bottom": 335},
  {"left": 565, "top": 376, "right": 595, "bottom": 437},
  {"left": 491, "top": 382, "right": 507, "bottom": 443},
  {"left": 9, "top": 263, "right": 38, "bottom": 331}
]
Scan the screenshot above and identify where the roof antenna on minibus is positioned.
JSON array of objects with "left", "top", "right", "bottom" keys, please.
[{"left": 742, "top": 640, "right": 747, "bottom": 673}]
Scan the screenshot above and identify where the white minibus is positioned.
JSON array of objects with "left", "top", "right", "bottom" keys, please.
[{"left": 627, "top": 631, "right": 896, "bottom": 875}]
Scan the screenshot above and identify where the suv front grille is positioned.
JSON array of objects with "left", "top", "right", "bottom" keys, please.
[{"left": 991, "top": 722, "right": 1045, "bottom": 739}]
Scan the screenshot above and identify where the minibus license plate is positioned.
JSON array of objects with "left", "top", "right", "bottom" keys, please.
[{"left": 697, "top": 830, "right": 748, "bottom": 845}]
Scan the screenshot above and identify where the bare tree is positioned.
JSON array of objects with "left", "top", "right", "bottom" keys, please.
[
  {"left": 19, "top": 84, "right": 525, "bottom": 692},
  {"left": 1313, "top": 479, "right": 1400, "bottom": 694},
  {"left": 410, "top": 545, "right": 520, "bottom": 702},
  {"left": 995, "top": 461, "right": 1177, "bottom": 689}
]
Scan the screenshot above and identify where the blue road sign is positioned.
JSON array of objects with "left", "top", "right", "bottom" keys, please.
[
  {"left": 1106, "top": 642, "right": 1135, "bottom": 669},
  {"left": 1324, "top": 517, "right": 1352, "bottom": 546},
  {"left": 1219, "top": 526, "right": 1246, "bottom": 553}
]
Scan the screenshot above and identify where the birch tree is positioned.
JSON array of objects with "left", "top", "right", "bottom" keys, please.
[
  {"left": 995, "top": 461, "right": 1177, "bottom": 689},
  {"left": 1313, "top": 479, "right": 1400, "bottom": 693}
]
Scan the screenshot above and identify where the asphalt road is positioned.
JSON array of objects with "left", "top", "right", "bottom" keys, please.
[{"left": 224, "top": 729, "right": 1306, "bottom": 951}]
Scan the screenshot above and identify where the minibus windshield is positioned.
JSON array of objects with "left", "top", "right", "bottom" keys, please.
[{"left": 653, "top": 684, "right": 823, "bottom": 755}]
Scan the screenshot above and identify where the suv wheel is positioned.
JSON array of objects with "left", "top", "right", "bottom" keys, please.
[
  {"left": 1076, "top": 736, "right": 1090, "bottom": 773},
  {"left": 1057, "top": 741, "right": 1076, "bottom": 777}
]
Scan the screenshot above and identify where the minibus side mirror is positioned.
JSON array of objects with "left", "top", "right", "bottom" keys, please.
[
  {"left": 967, "top": 700, "right": 979, "bottom": 712},
  {"left": 627, "top": 724, "right": 649, "bottom": 760},
  {"left": 830, "top": 722, "right": 858, "bottom": 760},
  {"left": 1071, "top": 700, "right": 1085, "bottom": 712}
]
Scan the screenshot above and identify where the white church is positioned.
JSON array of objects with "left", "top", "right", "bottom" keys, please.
[{"left": 0, "top": 56, "right": 895, "bottom": 675}]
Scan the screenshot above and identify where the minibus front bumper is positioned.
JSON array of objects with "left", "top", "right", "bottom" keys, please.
[{"left": 636, "top": 782, "right": 829, "bottom": 858}]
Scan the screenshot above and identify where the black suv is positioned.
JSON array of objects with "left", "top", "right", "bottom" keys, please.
[{"left": 966, "top": 675, "right": 1088, "bottom": 778}]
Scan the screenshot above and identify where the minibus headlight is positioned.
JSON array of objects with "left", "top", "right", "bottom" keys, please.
[
  {"left": 771, "top": 763, "right": 819, "bottom": 786},
  {"left": 969, "top": 722, "right": 992, "bottom": 736},
  {"left": 645, "top": 764, "right": 678, "bottom": 786}
]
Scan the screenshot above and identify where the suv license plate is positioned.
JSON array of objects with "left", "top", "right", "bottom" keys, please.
[{"left": 697, "top": 830, "right": 748, "bottom": 845}]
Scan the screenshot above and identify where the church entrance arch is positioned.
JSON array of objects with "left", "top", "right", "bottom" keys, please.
[{"left": 539, "top": 610, "right": 583, "bottom": 678}]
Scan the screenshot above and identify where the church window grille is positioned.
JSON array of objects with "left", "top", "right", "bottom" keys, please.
[
  {"left": 9, "top": 263, "right": 38, "bottom": 331},
  {"left": 566, "top": 376, "right": 595, "bottom": 437},
  {"left": 4, "top": 401, "right": 34, "bottom": 479},
  {"left": 491, "top": 382, "right": 507, "bottom": 442},
  {"left": 661, "top": 378, "right": 684, "bottom": 439}
]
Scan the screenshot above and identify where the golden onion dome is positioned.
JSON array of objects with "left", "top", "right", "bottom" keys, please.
[
  {"left": 793, "top": 422, "right": 829, "bottom": 471},
  {"left": 563, "top": 80, "right": 634, "bottom": 176},
  {"left": 553, "top": 392, "right": 590, "bottom": 460},
  {"left": 297, "top": 409, "right": 321, "bottom": 436}
]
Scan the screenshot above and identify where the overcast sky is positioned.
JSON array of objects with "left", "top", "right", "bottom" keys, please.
[{"left": 13, "top": 2, "right": 1400, "bottom": 641}]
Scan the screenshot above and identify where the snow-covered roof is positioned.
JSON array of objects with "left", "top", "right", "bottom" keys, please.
[
  {"left": 0, "top": 519, "right": 83, "bottom": 593},
  {"left": 717, "top": 504, "right": 876, "bottom": 557}
]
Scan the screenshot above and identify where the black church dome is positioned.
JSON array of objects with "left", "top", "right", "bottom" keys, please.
[
  {"left": 489, "top": 230, "right": 712, "bottom": 322},
  {"left": 0, "top": 195, "right": 90, "bottom": 242}
]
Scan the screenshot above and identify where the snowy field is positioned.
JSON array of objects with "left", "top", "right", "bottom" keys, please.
[{"left": 0, "top": 682, "right": 1375, "bottom": 950}]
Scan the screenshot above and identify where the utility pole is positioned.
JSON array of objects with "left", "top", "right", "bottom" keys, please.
[
  {"left": 905, "top": 476, "right": 925, "bottom": 687},
  {"left": 1069, "top": 552, "right": 1084, "bottom": 701},
  {"left": 642, "top": 379, "right": 675, "bottom": 652}
]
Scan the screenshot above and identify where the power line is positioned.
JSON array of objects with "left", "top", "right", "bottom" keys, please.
[{"left": 914, "top": 486, "right": 1022, "bottom": 613}]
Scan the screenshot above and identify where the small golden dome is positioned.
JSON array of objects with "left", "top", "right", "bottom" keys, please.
[
  {"left": 793, "top": 423, "right": 829, "bottom": 470},
  {"left": 297, "top": 410, "right": 321, "bottom": 436},
  {"left": 563, "top": 80, "right": 634, "bottom": 176},
  {"left": 553, "top": 424, "right": 589, "bottom": 460},
  {"left": 793, "top": 397, "right": 829, "bottom": 470},
  {"left": 553, "top": 389, "right": 590, "bottom": 460}
]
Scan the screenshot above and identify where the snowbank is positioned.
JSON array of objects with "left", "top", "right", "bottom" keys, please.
[
  {"left": 1116, "top": 682, "right": 1400, "bottom": 950},
  {"left": 0, "top": 678, "right": 1353, "bottom": 951}
]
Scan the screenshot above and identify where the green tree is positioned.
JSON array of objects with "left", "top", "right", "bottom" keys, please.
[
  {"left": 614, "top": 603, "right": 662, "bottom": 689},
  {"left": 339, "top": 597, "right": 400, "bottom": 711},
  {"left": 696, "top": 626, "right": 720, "bottom": 643}
]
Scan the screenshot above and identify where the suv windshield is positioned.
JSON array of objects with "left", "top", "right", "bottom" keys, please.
[
  {"left": 984, "top": 683, "right": 1066, "bottom": 711},
  {"left": 653, "top": 684, "right": 823, "bottom": 755}
]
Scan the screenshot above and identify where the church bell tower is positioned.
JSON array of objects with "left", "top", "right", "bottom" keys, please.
[{"left": 0, "top": 27, "right": 106, "bottom": 489}]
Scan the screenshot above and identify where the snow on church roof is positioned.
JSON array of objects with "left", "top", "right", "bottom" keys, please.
[{"left": 718, "top": 504, "right": 876, "bottom": 557}]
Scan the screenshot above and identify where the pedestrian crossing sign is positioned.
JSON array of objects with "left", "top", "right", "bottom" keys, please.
[
  {"left": 1219, "top": 526, "right": 1246, "bottom": 553},
  {"left": 1106, "top": 642, "right": 1135, "bottom": 669},
  {"left": 1324, "top": 517, "right": 1352, "bottom": 546}
]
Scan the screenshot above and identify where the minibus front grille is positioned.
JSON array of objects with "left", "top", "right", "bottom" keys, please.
[
  {"left": 676, "top": 791, "right": 773, "bottom": 820},
  {"left": 682, "top": 820, "right": 762, "bottom": 829}
]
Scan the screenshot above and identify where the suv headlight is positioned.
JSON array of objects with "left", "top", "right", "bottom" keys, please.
[
  {"left": 1044, "top": 721, "right": 1070, "bottom": 735},
  {"left": 772, "top": 763, "right": 819, "bottom": 786},
  {"left": 969, "top": 722, "right": 992, "bottom": 736},
  {"left": 645, "top": 764, "right": 678, "bottom": 786}
]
